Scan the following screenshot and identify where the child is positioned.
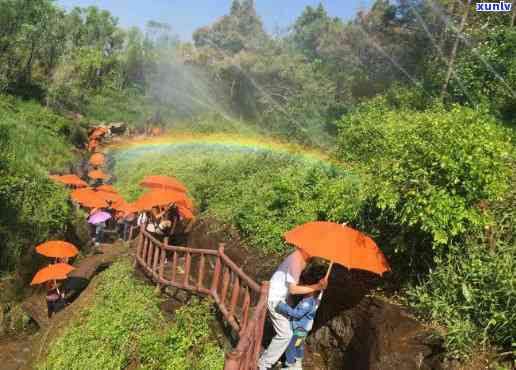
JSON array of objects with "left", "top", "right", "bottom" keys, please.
[{"left": 277, "top": 289, "right": 321, "bottom": 369}]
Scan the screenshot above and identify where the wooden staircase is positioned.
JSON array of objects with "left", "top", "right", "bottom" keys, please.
[{"left": 134, "top": 226, "right": 269, "bottom": 370}]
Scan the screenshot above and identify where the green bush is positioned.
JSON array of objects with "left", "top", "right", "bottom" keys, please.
[
  {"left": 408, "top": 240, "right": 516, "bottom": 359},
  {"left": 39, "top": 260, "right": 223, "bottom": 370},
  {"left": 336, "top": 100, "right": 512, "bottom": 256},
  {"left": 0, "top": 96, "right": 74, "bottom": 273}
]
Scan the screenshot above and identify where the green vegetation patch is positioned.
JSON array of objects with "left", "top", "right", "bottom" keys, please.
[
  {"left": 39, "top": 260, "right": 224, "bottom": 370},
  {"left": 112, "top": 150, "right": 364, "bottom": 254},
  {"left": 336, "top": 99, "right": 515, "bottom": 359},
  {"left": 0, "top": 95, "right": 76, "bottom": 274}
]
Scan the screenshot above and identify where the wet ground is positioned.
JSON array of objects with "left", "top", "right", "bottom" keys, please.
[{"left": 0, "top": 335, "right": 33, "bottom": 370}]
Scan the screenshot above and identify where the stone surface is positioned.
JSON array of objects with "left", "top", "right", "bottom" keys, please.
[{"left": 308, "top": 297, "right": 444, "bottom": 370}]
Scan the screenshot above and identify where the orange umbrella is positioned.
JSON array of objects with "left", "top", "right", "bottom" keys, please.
[
  {"left": 135, "top": 189, "right": 191, "bottom": 211},
  {"left": 36, "top": 241, "right": 79, "bottom": 258},
  {"left": 140, "top": 175, "right": 187, "bottom": 193},
  {"left": 284, "top": 222, "right": 390, "bottom": 276},
  {"left": 95, "top": 189, "right": 124, "bottom": 204},
  {"left": 88, "top": 139, "right": 98, "bottom": 151},
  {"left": 88, "top": 170, "right": 109, "bottom": 180},
  {"left": 49, "top": 175, "right": 88, "bottom": 188},
  {"left": 30, "top": 263, "right": 75, "bottom": 285},
  {"left": 70, "top": 188, "right": 108, "bottom": 208},
  {"left": 89, "top": 153, "right": 105, "bottom": 166},
  {"left": 177, "top": 205, "right": 194, "bottom": 220},
  {"left": 112, "top": 200, "right": 139, "bottom": 214},
  {"left": 96, "top": 184, "right": 116, "bottom": 193},
  {"left": 89, "top": 127, "right": 108, "bottom": 139}
]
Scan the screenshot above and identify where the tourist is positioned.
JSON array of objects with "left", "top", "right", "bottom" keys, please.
[
  {"left": 95, "top": 221, "right": 106, "bottom": 247},
  {"left": 46, "top": 280, "right": 64, "bottom": 318},
  {"left": 257, "top": 249, "right": 327, "bottom": 370},
  {"left": 276, "top": 275, "right": 322, "bottom": 370},
  {"left": 122, "top": 212, "right": 136, "bottom": 241}
]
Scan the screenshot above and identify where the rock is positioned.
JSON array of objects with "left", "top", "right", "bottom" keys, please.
[
  {"left": 307, "top": 295, "right": 444, "bottom": 370},
  {"left": 108, "top": 122, "right": 127, "bottom": 135}
]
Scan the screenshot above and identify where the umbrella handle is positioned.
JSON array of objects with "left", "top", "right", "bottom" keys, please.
[
  {"left": 317, "top": 262, "right": 333, "bottom": 301},
  {"left": 324, "top": 262, "right": 334, "bottom": 281}
]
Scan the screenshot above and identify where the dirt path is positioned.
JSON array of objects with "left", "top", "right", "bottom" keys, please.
[
  {"left": 0, "top": 242, "right": 129, "bottom": 370},
  {"left": 21, "top": 242, "right": 128, "bottom": 329}
]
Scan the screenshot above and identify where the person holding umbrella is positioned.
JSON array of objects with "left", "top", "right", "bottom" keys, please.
[
  {"left": 45, "top": 280, "right": 65, "bottom": 318},
  {"left": 276, "top": 273, "right": 322, "bottom": 370},
  {"left": 259, "top": 221, "right": 391, "bottom": 370},
  {"left": 31, "top": 263, "right": 75, "bottom": 318},
  {"left": 257, "top": 248, "right": 327, "bottom": 370},
  {"left": 88, "top": 209, "right": 112, "bottom": 247}
]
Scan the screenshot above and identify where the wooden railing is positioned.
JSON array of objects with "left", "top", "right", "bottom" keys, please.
[{"left": 134, "top": 226, "right": 269, "bottom": 370}]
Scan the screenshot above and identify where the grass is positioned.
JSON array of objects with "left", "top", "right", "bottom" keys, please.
[
  {"left": 38, "top": 260, "right": 224, "bottom": 370},
  {"left": 111, "top": 147, "right": 363, "bottom": 255},
  {"left": 0, "top": 95, "right": 77, "bottom": 274}
]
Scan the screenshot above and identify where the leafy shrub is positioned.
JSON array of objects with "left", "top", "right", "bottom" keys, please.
[
  {"left": 336, "top": 100, "right": 512, "bottom": 256},
  {"left": 408, "top": 240, "right": 516, "bottom": 359},
  {"left": 39, "top": 260, "right": 223, "bottom": 370},
  {"left": 0, "top": 96, "right": 74, "bottom": 273},
  {"left": 113, "top": 148, "right": 364, "bottom": 254}
]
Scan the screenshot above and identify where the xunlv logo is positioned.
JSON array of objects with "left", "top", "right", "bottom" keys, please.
[{"left": 476, "top": 1, "right": 513, "bottom": 11}]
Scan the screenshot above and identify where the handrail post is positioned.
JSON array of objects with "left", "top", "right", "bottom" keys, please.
[
  {"left": 134, "top": 223, "right": 145, "bottom": 267},
  {"left": 156, "top": 237, "right": 168, "bottom": 294},
  {"left": 253, "top": 281, "right": 270, "bottom": 367},
  {"left": 210, "top": 244, "right": 224, "bottom": 295}
]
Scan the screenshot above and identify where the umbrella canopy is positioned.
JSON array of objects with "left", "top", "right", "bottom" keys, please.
[
  {"left": 96, "top": 184, "right": 116, "bottom": 193},
  {"left": 284, "top": 222, "right": 390, "bottom": 276},
  {"left": 88, "top": 170, "right": 109, "bottom": 180},
  {"left": 88, "top": 139, "right": 98, "bottom": 150},
  {"left": 70, "top": 188, "right": 108, "bottom": 208},
  {"left": 89, "top": 153, "right": 105, "bottom": 166},
  {"left": 30, "top": 263, "right": 75, "bottom": 285},
  {"left": 36, "top": 241, "right": 79, "bottom": 258},
  {"left": 88, "top": 211, "right": 112, "bottom": 224},
  {"left": 177, "top": 205, "right": 194, "bottom": 220},
  {"left": 49, "top": 175, "right": 88, "bottom": 188},
  {"left": 139, "top": 175, "right": 187, "bottom": 193},
  {"left": 112, "top": 200, "right": 139, "bottom": 214},
  {"left": 95, "top": 189, "right": 124, "bottom": 204},
  {"left": 90, "top": 127, "right": 108, "bottom": 139},
  {"left": 135, "top": 189, "right": 191, "bottom": 211}
]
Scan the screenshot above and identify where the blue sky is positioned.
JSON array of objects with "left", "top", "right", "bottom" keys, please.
[{"left": 56, "top": 0, "right": 375, "bottom": 41}]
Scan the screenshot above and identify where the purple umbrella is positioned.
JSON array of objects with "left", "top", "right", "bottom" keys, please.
[{"left": 88, "top": 211, "right": 111, "bottom": 225}]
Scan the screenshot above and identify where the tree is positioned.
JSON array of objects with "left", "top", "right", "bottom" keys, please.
[{"left": 193, "top": 0, "right": 266, "bottom": 54}]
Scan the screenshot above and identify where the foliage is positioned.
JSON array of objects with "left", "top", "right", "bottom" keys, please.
[
  {"left": 408, "top": 241, "right": 516, "bottom": 359},
  {"left": 113, "top": 147, "right": 364, "bottom": 254},
  {"left": 407, "top": 165, "right": 516, "bottom": 359},
  {"left": 193, "top": 0, "right": 266, "bottom": 54},
  {"left": 446, "top": 25, "right": 516, "bottom": 122},
  {"left": 337, "top": 100, "right": 511, "bottom": 253},
  {"left": 0, "top": 95, "right": 74, "bottom": 273},
  {"left": 39, "top": 260, "right": 224, "bottom": 370}
]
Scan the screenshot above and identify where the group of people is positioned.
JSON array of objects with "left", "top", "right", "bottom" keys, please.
[
  {"left": 258, "top": 248, "right": 328, "bottom": 370},
  {"left": 138, "top": 203, "right": 195, "bottom": 243}
]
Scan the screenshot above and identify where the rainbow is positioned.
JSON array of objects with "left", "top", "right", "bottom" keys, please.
[{"left": 106, "top": 133, "right": 343, "bottom": 168}]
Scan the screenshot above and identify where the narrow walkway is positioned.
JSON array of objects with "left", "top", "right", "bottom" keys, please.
[
  {"left": 21, "top": 242, "right": 128, "bottom": 329},
  {"left": 134, "top": 228, "right": 269, "bottom": 370}
]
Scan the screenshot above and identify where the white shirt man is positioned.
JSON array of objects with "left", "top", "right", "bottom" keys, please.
[{"left": 258, "top": 249, "right": 327, "bottom": 370}]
